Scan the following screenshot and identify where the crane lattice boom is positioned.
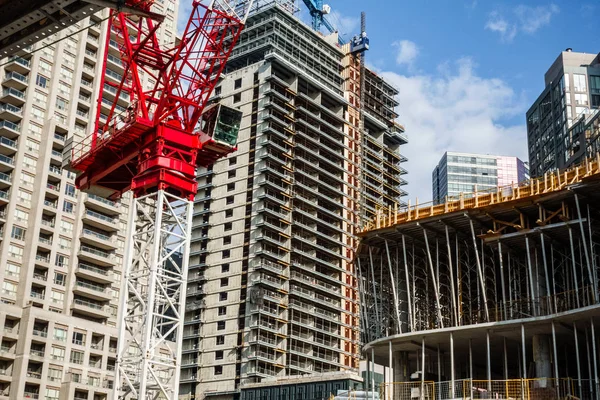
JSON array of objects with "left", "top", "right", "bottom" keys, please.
[{"left": 68, "top": 0, "right": 250, "bottom": 201}]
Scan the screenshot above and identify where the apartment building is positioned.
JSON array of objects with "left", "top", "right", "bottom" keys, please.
[
  {"left": 432, "top": 151, "right": 529, "bottom": 203},
  {"left": 181, "top": 4, "right": 407, "bottom": 400},
  {"left": 526, "top": 49, "right": 600, "bottom": 177},
  {"left": 0, "top": 1, "right": 178, "bottom": 399}
]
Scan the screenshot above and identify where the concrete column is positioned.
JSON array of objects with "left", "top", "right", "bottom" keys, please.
[
  {"left": 394, "top": 351, "right": 409, "bottom": 400},
  {"left": 533, "top": 334, "right": 552, "bottom": 387}
]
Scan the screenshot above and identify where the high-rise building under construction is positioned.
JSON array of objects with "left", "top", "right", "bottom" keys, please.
[
  {"left": 181, "top": 4, "right": 408, "bottom": 399},
  {"left": 0, "top": 1, "right": 178, "bottom": 399}
]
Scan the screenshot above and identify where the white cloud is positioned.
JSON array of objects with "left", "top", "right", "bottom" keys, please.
[
  {"left": 393, "top": 40, "right": 419, "bottom": 68},
  {"left": 485, "top": 4, "right": 559, "bottom": 42},
  {"left": 379, "top": 58, "right": 528, "bottom": 202},
  {"left": 485, "top": 12, "right": 517, "bottom": 42},
  {"left": 515, "top": 4, "right": 560, "bottom": 33}
]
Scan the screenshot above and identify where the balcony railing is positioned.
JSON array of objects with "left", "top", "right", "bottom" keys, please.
[
  {"left": 82, "top": 228, "right": 111, "bottom": 241},
  {"left": 1, "top": 88, "right": 25, "bottom": 100},
  {"left": 0, "top": 103, "right": 22, "bottom": 115},
  {"left": 4, "top": 71, "right": 28, "bottom": 84},
  {"left": 85, "top": 209, "right": 116, "bottom": 223},
  {"left": 80, "top": 245, "right": 111, "bottom": 259},
  {"left": 75, "top": 280, "right": 108, "bottom": 293},
  {"left": 73, "top": 298, "right": 107, "bottom": 311},
  {"left": 80, "top": 262, "right": 109, "bottom": 278},
  {"left": 8, "top": 56, "right": 30, "bottom": 68}
]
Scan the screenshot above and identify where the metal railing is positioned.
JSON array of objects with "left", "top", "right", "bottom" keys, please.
[
  {"left": 88, "top": 193, "right": 119, "bottom": 207},
  {"left": 78, "top": 263, "right": 108, "bottom": 276},
  {"left": 85, "top": 209, "right": 116, "bottom": 223},
  {"left": 380, "top": 378, "right": 596, "bottom": 400}
]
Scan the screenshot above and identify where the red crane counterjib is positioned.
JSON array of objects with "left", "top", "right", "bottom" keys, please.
[{"left": 68, "top": 1, "right": 246, "bottom": 200}]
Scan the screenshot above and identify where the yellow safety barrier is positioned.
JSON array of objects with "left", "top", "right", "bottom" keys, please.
[{"left": 380, "top": 378, "right": 597, "bottom": 400}]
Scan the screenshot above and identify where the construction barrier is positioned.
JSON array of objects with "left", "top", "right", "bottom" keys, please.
[{"left": 380, "top": 378, "right": 597, "bottom": 400}]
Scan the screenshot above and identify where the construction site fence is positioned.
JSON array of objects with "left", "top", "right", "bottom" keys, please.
[{"left": 380, "top": 378, "right": 600, "bottom": 400}]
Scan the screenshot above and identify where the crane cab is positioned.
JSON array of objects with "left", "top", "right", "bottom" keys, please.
[{"left": 197, "top": 103, "right": 243, "bottom": 156}]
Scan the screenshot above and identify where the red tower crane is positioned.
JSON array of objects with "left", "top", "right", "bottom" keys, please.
[{"left": 63, "top": 1, "right": 253, "bottom": 398}]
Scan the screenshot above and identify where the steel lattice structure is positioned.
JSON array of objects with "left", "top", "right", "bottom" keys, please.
[
  {"left": 63, "top": 1, "right": 254, "bottom": 399},
  {"left": 116, "top": 191, "right": 193, "bottom": 399}
]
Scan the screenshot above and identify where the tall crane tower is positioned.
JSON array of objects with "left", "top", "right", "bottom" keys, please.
[{"left": 63, "top": 0, "right": 253, "bottom": 398}]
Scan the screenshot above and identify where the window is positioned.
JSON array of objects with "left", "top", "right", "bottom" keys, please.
[
  {"left": 18, "top": 190, "right": 32, "bottom": 207},
  {"left": 575, "top": 93, "right": 588, "bottom": 106},
  {"left": 58, "top": 237, "right": 71, "bottom": 250},
  {"left": 214, "top": 86, "right": 222, "bottom": 96},
  {"left": 219, "top": 292, "right": 228, "bottom": 301},
  {"left": 70, "top": 350, "right": 84, "bottom": 364},
  {"left": 60, "top": 220, "right": 73, "bottom": 234},
  {"left": 72, "top": 331, "right": 86, "bottom": 346},
  {"left": 223, "top": 236, "right": 231, "bottom": 245},
  {"left": 233, "top": 93, "right": 241, "bottom": 103},
  {"left": 47, "top": 367, "right": 62, "bottom": 382},
  {"left": 36, "top": 74, "right": 48, "bottom": 88},
  {"left": 217, "top": 321, "right": 225, "bottom": 330},
  {"left": 234, "top": 78, "right": 242, "bottom": 89},
  {"left": 53, "top": 327, "right": 67, "bottom": 341},
  {"left": 226, "top": 195, "right": 234, "bottom": 205},
  {"left": 215, "top": 350, "right": 224, "bottom": 360},
  {"left": 23, "top": 155, "right": 37, "bottom": 169},
  {"left": 221, "top": 278, "right": 229, "bottom": 287},
  {"left": 214, "top": 365, "right": 223, "bottom": 375},
  {"left": 216, "top": 335, "right": 225, "bottom": 345},
  {"left": 31, "top": 107, "right": 44, "bottom": 122},
  {"left": 50, "top": 290, "right": 64, "bottom": 306},
  {"left": 64, "top": 183, "right": 76, "bottom": 197},
  {"left": 7, "top": 244, "right": 23, "bottom": 260},
  {"left": 229, "top": 157, "right": 237, "bottom": 166},
  {"left": 55, "top": 254, "right": 69, "bottom": 267},
  {"left": 224, "top": 222, "right": 233, "bottom": 231},
  {"left": 56, "top": 97, "right": 69, "bottom": 111},
  {"left": 2, "top": 281, "right": 16, "bottom": 296},
  {"left": 221, "top": 264, "right": 230, "bottom": 273},
  {"left": 54, "top": 272, "right": 66, "bottom": 286},
  {"left": 33, "top": 90, "right": 47, "bottom": 106},
  {"left": 227, "top": 182, "right": 235, "bottom": 192},
  {"left": 14, "top": 209, "right": 28, "bottom": 223},
  {"left": 10, "top": 226, "right": 25, "bottom": 241},
  {"left": 5, "top": 263, "right": 20, "bottom": 278},
  {"left": 50, "top": 346, "right": 65, "bottom": 361},
  {"left": 225, "top": 209, "right": 233, "bottom": 218},
  {"left": 63, "top": 201, "right": 75, "bottom": 214},
  {"left": 228, "top": 170, "right": 236, "bottom": 179},
  {"left": 222, "top": 249, "right": 230, "bottom": 258},
  {"left": 25, "top": 139, "right": 40, "bottom": 153},
  {"left": 574, "top": 74, "right": 587, "bottom": 92}
]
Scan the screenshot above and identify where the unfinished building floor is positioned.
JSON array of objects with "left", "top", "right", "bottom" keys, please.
[{"left": 357, "top": 157, "right": 600, "bottom": 400}]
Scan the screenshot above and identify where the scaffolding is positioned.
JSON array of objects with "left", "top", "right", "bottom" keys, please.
[{"left": 357, "top": 156, "right": 600, "bottom": 399}]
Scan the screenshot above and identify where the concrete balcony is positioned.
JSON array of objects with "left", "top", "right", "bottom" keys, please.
[
  {"left": 80, "top": 229, "right": 117, "bottom": 250},
  {"left": 73, "top": 280, "right": 112, "bottom": 301},
  {"left": 4, "top": 57, "right": 30, "bottom": 74},
  {"left": 0, "top": 88, "right": 25, "bottom": 106},
  {"left": 71, "top": 298, "right": 111, "bottom": 319},
  {"left": 0, "top": 104, "right": 22, "bottom": 122},
  {"left": 2, "top": 72, "right": 28, "bottom": 91},
  {"left": 0, "top": 120, "right": 20, "bottom": 140},
  {"left": 78, "top": 245, "right": 116, "bottom": 267},
  {"left": 82, "top": 209, "right": 119, "bottom": 232},
  {"left": 75, "top": 263, "right": 113, "bottom": 284}
]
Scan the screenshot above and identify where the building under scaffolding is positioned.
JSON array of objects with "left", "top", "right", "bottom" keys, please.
[{"left": 357, "top": 157, "right": 600, "bottom": 400}]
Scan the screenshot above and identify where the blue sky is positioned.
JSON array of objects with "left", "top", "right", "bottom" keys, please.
[{"left": 178, "top": 1, "right": 600, "bottom": 202}]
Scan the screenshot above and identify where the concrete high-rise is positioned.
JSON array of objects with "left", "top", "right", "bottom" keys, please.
[
  {"left": 0, "top": 1, "right": 178, "bottom": 399},
  {"left": 526, "top": 49, "right": 600, "bottom": 178},
  {"left": 180, "top": 4, "right": 408, "bottom": 399},
  {"left": 432, "top": 151, "right": 529, "bottom": 204}
]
